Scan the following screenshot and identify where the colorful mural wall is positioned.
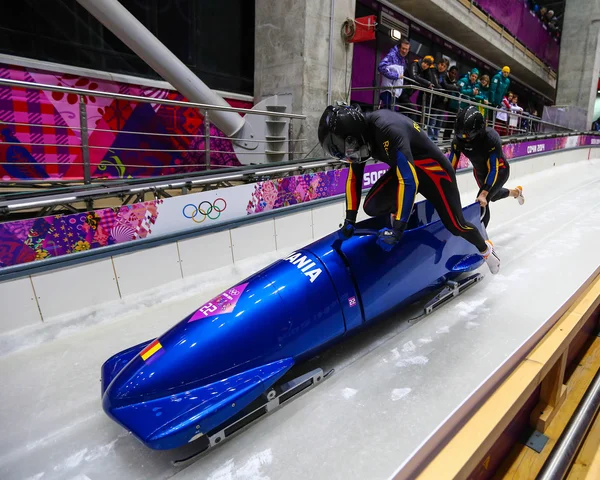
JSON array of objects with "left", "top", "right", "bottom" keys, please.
[
  {"left": 1, "top": 133, "right": 597, "bottom": 270},
  {"left": 0, "top": 63, "right": 251, "bottom": 181}
]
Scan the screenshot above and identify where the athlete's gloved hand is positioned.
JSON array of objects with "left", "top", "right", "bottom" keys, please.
[
  {"left": 337, "top": 219, "right": 355, "bottom": 240},
  {"left": 376, "top": 227, "right": 403, "bottom": 252}
]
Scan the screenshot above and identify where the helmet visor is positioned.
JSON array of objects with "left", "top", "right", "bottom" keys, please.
[
  {"left": 457, "top": 129, "right": 480, "bottom": 142},
  {"left": 322, "top": 134, "right": 364, "bottom": 163}
]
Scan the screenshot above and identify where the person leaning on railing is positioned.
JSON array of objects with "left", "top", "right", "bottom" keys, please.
[
  {"left": 457, "top": 68, "right": 480, "bottom": 110},
  {"left": 408, "top": 55, "right": 436, "bottom": 122},
  {"left": 489, "top": 66, "right": 511, "bottom": 108},
  {"left": 474, "top": 74, "right": 491, "bottom": 122},
  {"left": 430, "top": 59, "right": 452, "bottom": 143},
  {"left": 441, "top": 66, "right": 461, "bottom": 141},
  {"left": 378, "top": 38, "right": 411, "bottom": 111}
]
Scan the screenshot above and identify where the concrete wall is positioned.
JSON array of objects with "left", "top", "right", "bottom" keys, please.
[
  {"left": 254, "top": 0, "right": 355, "bottom": 154},
  {"left": 556, "top": 0, "right": 600, "bottom": 127},
  {"left": 0, "top": 147, "right": 592, "bottom": 347}
]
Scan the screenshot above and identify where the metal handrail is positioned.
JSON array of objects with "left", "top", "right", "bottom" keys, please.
[
  {"left": 352, "top": 83, "right": 573, "bottom": 133},
  {"left": 0, "top": 77, "right": 308, "bottom": 184},
  {"left": 0, "top": 78, "right": 305, "bottom": 119},
  {"left": 0, "top": 156, "right": 343, "bottom": 211}
]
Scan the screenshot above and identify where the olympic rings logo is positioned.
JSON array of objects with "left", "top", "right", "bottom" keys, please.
[{"left": 182, "top": 198, "right": 227, "bottom": 224}]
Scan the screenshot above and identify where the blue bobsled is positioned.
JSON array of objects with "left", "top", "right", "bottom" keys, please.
[{"left": 101, "top": 200, "right": 486, "bottom": 457}]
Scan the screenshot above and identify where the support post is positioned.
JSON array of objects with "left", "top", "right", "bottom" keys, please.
[
  {"left": 204, "top": 110, "right": 211, "bottom": 170},
  {"left": 79, "top": 96, "right": 92, "bottom": 187},
  {"left": 530, "top": 351, "right": 568, "bottom": 432},
  {"left": 76, "top": 0, "right": 244, "bottom": 137}
]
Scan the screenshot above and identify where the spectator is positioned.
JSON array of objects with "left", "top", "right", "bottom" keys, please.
[
  {"left": 442, "top": 65, "right": 461, "bottom": 141},
  {"left": 406, "top": 55, "right": 435, "bottom": 121},
  {"left": 378, "top": 38, "right": 411, "bottom": 110},
  {"left": 489, "top": 66, "right": 511, "bottom": 107},
  {"left": 531, "top": 109, "right": 539, "bottom": 132},
  {"left": 508, "top": 94, "right": 523, "bottom": 134},
  {"left": 457, "top": 68, "right": 480, "bottom": 109},
  {"left": 408, "top": 55, "right": 435, "bottom": 89},
  {"left": 474, "top": 74, "right": 491, "bottom": 122},
  {"left": 495, "top": 91, "right": 513, "bottom": 136},
  {"left": 430, "top": 59, "right": 454, "bottom": 142},
  {"left": 592, "top": 117, "right": 600, "bottom": 131},
  {"left": 475, "top": 74, "right": 490, "bottom": 104}
]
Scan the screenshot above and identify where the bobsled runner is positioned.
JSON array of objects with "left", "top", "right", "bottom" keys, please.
[{"left": 101, "top": 200, "right": 487, "bottom": 463}]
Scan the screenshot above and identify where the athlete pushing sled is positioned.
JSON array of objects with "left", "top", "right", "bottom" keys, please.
[
  {"left": 450, "top": 106, "right": 525, "bottom": 228},
  {"left": 318, "top": 104, "right": 501, "bottom": 274}
]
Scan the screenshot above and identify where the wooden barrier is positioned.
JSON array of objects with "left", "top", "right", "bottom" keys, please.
[{"left": 414, "top": 272, "right": 600, "bottom": 479}]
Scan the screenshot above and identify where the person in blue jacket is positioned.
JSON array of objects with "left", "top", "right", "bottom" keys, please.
[
  {"left": 457, "top": 68, "right": 480, "bottom": 109},
  {"left": 489, "top": 66, "right": 511, "bottom": 107},
  {"left": 378, "top": 39, "right": 411, "bottom": 110}
]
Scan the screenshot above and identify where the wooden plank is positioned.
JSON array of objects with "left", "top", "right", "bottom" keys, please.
[
  {"left": 417, "top": 360, "right": 544, "bottom": 479},
  {"left": 471, "top": 7, "right": 489, "bottom": 22},
  {"left": 496, "top": 335, "right": 600, "bottom": 479},
  {"left": 489, "top": 21, "right": 503, "bottom": 34},
  {"left": 417, "top": 275, "right": 600, "bottom": 480},
  {"left": 530, "top": 352, "right": 568, "bottom": 432}
]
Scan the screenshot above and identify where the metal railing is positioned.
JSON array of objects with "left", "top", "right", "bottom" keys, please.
[
  {"left": 0, "top": 76, "right": 590, "bottom": 219},
  {"left": 0, "top": 156, "right": 343, "bottom": 216},
  {"left": 0, "top": 78, "right": 308, "bottom": 184},
  {"left": 352, "top": 81, "right": 575, "bottom": 149}
]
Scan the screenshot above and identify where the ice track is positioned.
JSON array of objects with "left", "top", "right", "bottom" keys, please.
[{"left": 2, "top": 159, "right": 600, "bottom": 480}]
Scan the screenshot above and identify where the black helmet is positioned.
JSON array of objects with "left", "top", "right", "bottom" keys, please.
[
  {"left": 455, "top": 106, "right": 484, "bottom": 141},
  {"left": 318, "top": 104, "right": 369, "bottom": 163}
]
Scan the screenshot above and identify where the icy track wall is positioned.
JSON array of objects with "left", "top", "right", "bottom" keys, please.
[
  {"left": 0, "top": 145, "right": 598, "bottom": 338},
  {"left": 1, "top": 134, "right": 598, "bottom": 270},
  {"left": 0, "top": 63, "right": 251, "bottom": 181}
]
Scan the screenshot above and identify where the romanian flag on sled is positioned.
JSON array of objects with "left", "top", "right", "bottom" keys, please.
[{"left": 140, "top": 339, "right": 165, "bottom": 364}]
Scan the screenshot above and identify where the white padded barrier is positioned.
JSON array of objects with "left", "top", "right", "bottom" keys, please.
[
  {"left": 589, "top": 148, "right": 600, "bottom": 159},
  {"left": 312, "top": 202, "right": 345, "bottom": 238},
  {"left": 274, "top": 210, "right": 313, "bottom": 251},
  {"left": 230, "top": 219, "right": 277, "bottom": 262},
  {"left": 178, "top": 230, "right": 234, "bottom": 278},
  {"left": 31, "top": 259, "right": 120, "bottom": 319},
  {"left": 112, "top": 243, "right": 182, "bottom": 297},
  {"left": 0, "top": 148, "right": 594, "bottom": 334},
  {"left": 0, "top": 277, "right": 41, "bottom": 333}
]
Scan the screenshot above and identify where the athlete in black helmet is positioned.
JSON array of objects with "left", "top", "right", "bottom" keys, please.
[
  {"left": 318, "top": 104, "right": 501, "bottom": 274},
  {"left": 450, "top": 106, "right": 524, "bottom": 228}
]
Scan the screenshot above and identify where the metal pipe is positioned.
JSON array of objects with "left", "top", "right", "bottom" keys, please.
[
  {"left": 79, "top": 96, "right": 91, "bottom": 185},
  {"left": 327, "top": 0, "right": 336, "bottom": 105},
  {"left": 204, "top": 110, "right": 211, "bottom": 170},
  {"left": 537, "top": 367, "right": 600, "bottom": 480},
  {"left": 75, "top": 0, "right": 245, "bottom": 137}
]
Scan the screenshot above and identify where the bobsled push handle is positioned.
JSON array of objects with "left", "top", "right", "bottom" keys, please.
[
  {"left": 331, "top": 228, "right": 378, "bottom": 256},
  {"left": 353, "top": 229, "right": 379, "bottom": 236}
]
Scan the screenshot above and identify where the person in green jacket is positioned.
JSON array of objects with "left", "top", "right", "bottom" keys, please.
[
  {"left": 474, "top": 74, "right": 492, "bottom": 121},
  {"left": 489, "top": 66, "right": 511, "bottom": 107},
  {"left": 457, "top": 68, "right": 480, "bottom": 109},
  {"left": 474, "top": 74, "right": 490, "bottom": 104}
]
